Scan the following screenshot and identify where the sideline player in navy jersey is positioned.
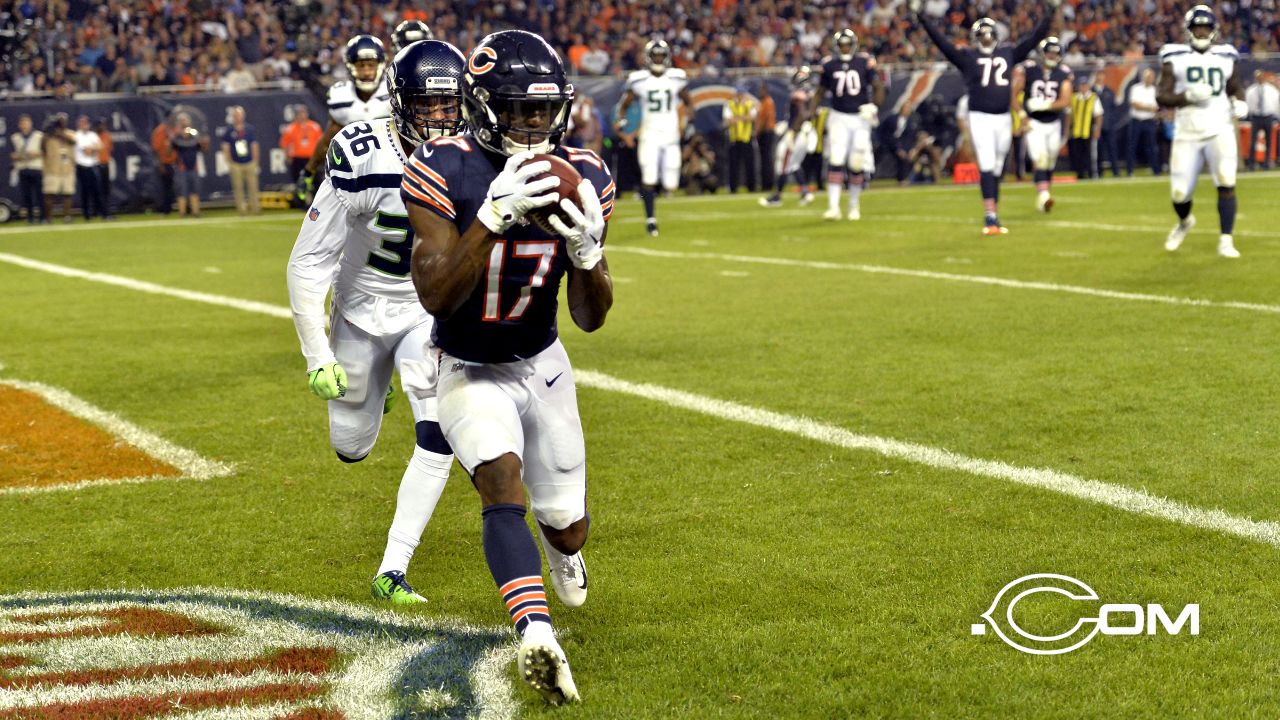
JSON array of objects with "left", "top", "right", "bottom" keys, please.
[
  {"left": 912, "top": 0, "right": 1057, "bottom": 234},
  {"left": 760, "top": 66, "right": 817, "bottom": 207},
  {"left": 1010, "top": 37, "right": 1074, "bottom": 213},
  {"left": 404, "top": 30, "right": 614, "bottom": 705},
  {"left": 811, "top": 29, "right": 883, "bottom": 221}
]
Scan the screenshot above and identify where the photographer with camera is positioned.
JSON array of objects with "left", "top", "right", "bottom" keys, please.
[{"left": 41, "top": 113, "right": 76, "bottom": 224}]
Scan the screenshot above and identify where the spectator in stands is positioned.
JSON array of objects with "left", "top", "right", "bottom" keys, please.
[
  {"left": 94, "top": 117, "right": 115, "bottom": 219},
  {"left": 1126, "top": 68, "right": 1160, "bottom": 176},
  {"left": 42, "top": 113, "right": 76, "bottom": 223},
  {"left": 280, "top": 105, "right": 322, "bottom": 180},
  {"left": 73, "top": 115, "right": 108, "bottom": 221},
  {"left": 222, "top": 105, "right": 260, "bottom": 215},
  {"left": 171, "top": 113, "right": 207, "bottom": 218},
  {"left": 1245, "top": 71, "right": 1279, "bottom": 171},
  {"left": 723, "top": 86, "right": 758, "bottom": 193},
  {"left": 755, "top": 81, "right": 776, "bottom": 193},
  {"left": 151, "top": 114, "right": 178, "bottom": 215},
  {"left": 11, "top": 115, "right": 46, "bottom": 224},
  {"left": 222, "top": 57, "right": 257, "bottom": 93}
]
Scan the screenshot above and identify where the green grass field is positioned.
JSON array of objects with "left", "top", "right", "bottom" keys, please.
[{"left": 2, "top": 172, "right": 1280, "bottom": 718}]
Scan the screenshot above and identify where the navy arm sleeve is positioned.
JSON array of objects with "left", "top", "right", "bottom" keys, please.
[
  {"left": 1013, "top": 13, "right": 1054, "bottom": 64},
  {"left": 919, "top": 14, "right": 966, "bottom": 68}
]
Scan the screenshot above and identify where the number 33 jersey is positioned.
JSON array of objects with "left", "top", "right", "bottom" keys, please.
[
  {"left": 401, "top": 135, "right": 616, "bottom": 364},
  {"left": 1160, "top": 43, "right": 1238, "bottom": 140},
  {"left": 288, "top": 118, "right": 421, "bottom": 367}
]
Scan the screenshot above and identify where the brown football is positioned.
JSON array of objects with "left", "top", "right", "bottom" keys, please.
[{"left": 521, "top": 153, "right": 583, "bottom": 234}]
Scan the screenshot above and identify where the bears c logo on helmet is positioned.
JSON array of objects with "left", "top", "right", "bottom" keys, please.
[{"left": 469, "top": 47, "right": 498, "bottom": 75}]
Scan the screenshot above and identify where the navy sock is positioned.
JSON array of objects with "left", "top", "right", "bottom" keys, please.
[
  {"left": 641, "top": 188, "right": 656, "bottom": 219},
  {"left": 979, "top": 171, "right": 998, "bottom": 201},
  {"left": 1033, "top": 169, "right": 1051, "bottom": 184},
  {"left": 1174, "top": 200, "right": 1192, "bottom": 221},
  {"left": 482, "top": 503, "right": 550, "bottom": 633},
  {"left": 1217, "top": 187, "right": 1236, "bottom": 234}
]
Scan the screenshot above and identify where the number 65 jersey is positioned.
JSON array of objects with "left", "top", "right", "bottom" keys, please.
[
  {"left": 1160, "top": 42, "right": 1238, "bottom": 141},
  {"left": 288, "top": 117, "right": 422, "bottom": 369},
  {"left": 401, "top": 135, "right": 616, "bottom": 364}
]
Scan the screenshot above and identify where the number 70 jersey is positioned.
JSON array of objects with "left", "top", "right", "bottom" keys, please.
[
  {"left": 1160, "top": 43, "right": 1238, "bottom": 140},
  {"left": 626, "top": 68, "right": 688, "bottom": 144}
]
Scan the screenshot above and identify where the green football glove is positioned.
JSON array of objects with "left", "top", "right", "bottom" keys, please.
[
  {"left": 296, "top": 169, "right": 315, "bottom": 202},
  {"left": 308, "top": 362, "right": 347, "bottom": 400}
]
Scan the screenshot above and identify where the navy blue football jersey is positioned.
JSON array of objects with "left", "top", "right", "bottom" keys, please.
[
  {"left": 1022, "top": 62, "right": 1073, "bottom": 122},
  {"left": 920, "top": 14, "right": 1051, "bottom": 114},
  {"left": 817, "top": 53, "right": 877, "bottom": 113},
  {"left": 401, "top": 135, "right": 615, "bottom": 364}
]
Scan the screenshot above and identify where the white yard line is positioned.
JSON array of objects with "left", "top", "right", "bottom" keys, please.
[
  {"left": 0, "top": 378, "right": 234, "bottom": 495},
  {"left": 4, "top": 254, "right": 1278, "bottom": 549},
  {"left": 0, "top": 214, "right": 292, "bottom": 235},
  {"left": 607, "top": 245, "right": 1280, "bottom": 315}
]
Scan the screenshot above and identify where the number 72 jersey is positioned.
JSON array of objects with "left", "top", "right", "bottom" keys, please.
[{"left": 1160, "top": 43, "right": 1237, "bottom": 140}]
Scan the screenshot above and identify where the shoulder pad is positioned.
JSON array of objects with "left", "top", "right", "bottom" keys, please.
[
  {"left": 1159, "top": 43, "right": 1191, "bottom": 60},
  {"left": 668, "top": 68, "right": 688, "bottom": 80},
  {"left": 326, "top": 137, "right": 354, "bottom": 178},
  {"left": 1210, "top": 43, "right": 1238, "bottom": 58},
  {"left": 627, "top": 69, "right": 648, "bottom": 82},
  {"left": 1060, "top": 64, "right": 1073, "bottom": 77},
  {"left": 328, "top": 81, "right": 355, "bottom": 105}
]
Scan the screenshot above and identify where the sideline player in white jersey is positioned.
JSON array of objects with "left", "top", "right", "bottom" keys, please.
[
  {"left": 1157, "top": 5, "right": 1247, "bottom": 258},
  {"left": 1010, "top": 37, "right": 1074, "bottom": 213},
  {"left": 287, "top": 40, "right": 467, "bottom": 604},
  {"left": 296, "top": 35, "right": 393, "bottom": 202},
  {"left": 810, "top": 29, "right": 883, "bottom": 221},
  {"left": 615, "top": 39, "right": 693, "bottom": 237}
]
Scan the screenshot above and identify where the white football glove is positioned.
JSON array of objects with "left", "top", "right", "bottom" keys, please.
[
  {"left": 1026, "top": 97, "right": 1053, "bottom": 113},
  {"left": 1233, "top": 98, "right": 1249, "bottom": 119},
  {"left": 908, "top": 0, "right": 922, "bottom": 12},
  {"left": 1184, "top": 83, "right": 1214, "bottom": 105},
  {"left": 477, "top": 150, "right": 560, "bottom": 234},
  {"left": 859, "top": 103, "right": 879, "bottom": 124},
  {"left": 547, "top": 179, "right": 605, "bottom": 271}
]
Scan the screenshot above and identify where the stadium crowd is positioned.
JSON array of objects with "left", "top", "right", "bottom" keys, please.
[{"left": 3, "top": 0, "right": 1278, "bottom": 95}]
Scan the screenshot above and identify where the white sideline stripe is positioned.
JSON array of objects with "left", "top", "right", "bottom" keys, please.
[
  {"left": 4, "top": 253, "right": 1278, "bottom": 551},
  {"left": 0, "top": 378, "right": 234, "bottom": 495},
  {"left": 0, "top": 214, "right": 291, "bottom": 235},
  {"left": 575, "top": 370, "right": 1280, "bottom": 549},
  {"left": 608, "top": 245, "right": 1280, "bottom": 315},
  {"left": 0, "top": 252, "right": 292, "bottom": 319},
  {"left": 0, "top": 668, "right": 328, "bottom": 710}
]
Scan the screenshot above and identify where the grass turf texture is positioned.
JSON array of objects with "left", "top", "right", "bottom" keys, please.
[{"left": 2, "top": 174, "right": 1280, "bottom": 717}]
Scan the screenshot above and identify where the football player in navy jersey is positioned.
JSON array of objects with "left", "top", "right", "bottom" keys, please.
[
  {"left": 403, "top": 29, "right": 615, "bottom": 706},
  {"left": 912, "top": 0, "right": 1057, "bottom": 234},
  {"left": 1010, "top": 37, "right": 1074, "bottom": 213},
  {"left": 811, "top": 29, "right": 883, "bottom": 221}
]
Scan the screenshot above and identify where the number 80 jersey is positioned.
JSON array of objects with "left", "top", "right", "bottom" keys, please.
[
  {"left": 402, "top": 135, "right": 616, "bottom": 364},
  {"left": 1160, "top": 43, "right": 1238, "bottom": 140}
]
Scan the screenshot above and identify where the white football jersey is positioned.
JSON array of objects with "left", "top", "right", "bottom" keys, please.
[
  {"left": 326, "top": 77, "right": 392, "bottom": 127},
  {"left": 288, "top": 117, "right": 422, "bottom": 368},
  {"left": 627, "top": 68, "right": 688, "bottom": 144},
  {"left": 1160, "top": 43, "right": 1237, "bottom": 140}
]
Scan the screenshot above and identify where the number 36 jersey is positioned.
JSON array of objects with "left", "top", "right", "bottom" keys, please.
[
  {"left": 288, "top": 118, "right": 421, "bottom": 367},
  {"left": 1160, "top": 43, "right": 1237, "bottom": 141},
  {"left": 401, "top": 135, "right": 616, "bottom": 364}
]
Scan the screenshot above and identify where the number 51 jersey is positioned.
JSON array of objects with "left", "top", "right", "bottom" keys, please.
[
  {"left": 401, "top": 135, "right": 616, "bottom": 364},
  {"left": 1160, "top": 43, "right": 1237, "bottom": 141}
]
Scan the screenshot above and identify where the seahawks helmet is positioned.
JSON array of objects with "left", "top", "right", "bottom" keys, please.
[
  {"left": 644, "top": 39, "right": 672, "bottom": 74},
  {"left": 1038, "top": 36, "right": 1063, "bottom": 68},
  {"left": 832, "top": 29, "right": 858, "bottom": 61},
  {"left": 970, "top": 18, "right": 998, "bottom": 54},
  {"left": 1184, "top": 5, "right": 1217, "bottom": 51},
  {"left": 344, "top": 35, "right": 388, "bottom": 93},
  {"left": 462, "top": 30, "right": 574, "bottom": 156},
  {"left": 392, "top": 20, "right": 433, "bottom": 53},
  {"left": 387, "top": 40, "right": 465, "bottom": 145}
]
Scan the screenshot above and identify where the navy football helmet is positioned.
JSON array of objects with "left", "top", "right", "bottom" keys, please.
[
  {"left": 832, "top": 29, "right": 858, "bottom": 61},
  {"left": 388, "top": 40, "right": 465, "bottom": 145},
  {"left": 462, "top": 30, "right": 574, "bottom": 156},
  {"left": 344, "top": 35, "right": 388, "bottom": 93},
  {"left": 1038, "top": 37, "right": 1062, "bottom": 68},
  {"left": 392, "top": 20, "right": 433, "bottom": 53},
  {"left": 644, "top": 39, "right": 672, "bottom": 74},
  {"left": 970, "top": 18, "right": 998, "bottom": 54},
  {"left": 1184, "top": 5, "right": 1217, "bottom": 51}
]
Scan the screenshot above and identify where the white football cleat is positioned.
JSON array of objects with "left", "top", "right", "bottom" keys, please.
[
  {"left": 846, "top": 205, "right": 861, "bottom": 221},
  {"left": 1218, "top": 234, "right": 1240, "bottom": 258},
  {"left": 1165, "top": 215, "right": 1195, "bottom": 251},
  {"left": 538, "top": 527, "right": 587, "bottom": 608},
  {"left": 1036, "top": 190, "right": 1053, "bottom": 213},
  {"left": 798, "top": 191, "right": 815, "bottom": 206},
  {"left": 518, "top": 622, "right": 580, "bottom": 705},
  {"left": 822, "top": 208, "right": 841, "bottom": 221}
]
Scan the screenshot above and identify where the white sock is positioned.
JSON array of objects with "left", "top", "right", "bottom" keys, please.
[
  {"left": 827, "top": 183, "right": 841, "bottom": 212},
  {"left": 846, "top": 183, "right": 862, "bottom": 208},
  {"left": 377, "top": 446, "right": 452, "bottom": 576}
]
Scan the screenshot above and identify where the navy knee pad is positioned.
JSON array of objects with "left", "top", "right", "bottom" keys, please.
[{"left": 415, "top": 421, "right": 452, "bottom": 455}]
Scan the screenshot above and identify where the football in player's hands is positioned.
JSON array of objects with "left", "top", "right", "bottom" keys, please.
[{"left": 521, "top": 154, "right": 584, "bottom": 234}]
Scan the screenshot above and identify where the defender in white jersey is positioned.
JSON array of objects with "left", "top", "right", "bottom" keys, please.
[
  {"left": 287, "top": 40, "right": 467, "bottom": 604},
  {"left": 296, "top": 35, "right": 393, "bottom": 202},
  {"left": 1157, "top": 5, "right": 1247, "bottom": 258},
  {"left": 614, "top": 39, "right": 692, "bottom": 237}
]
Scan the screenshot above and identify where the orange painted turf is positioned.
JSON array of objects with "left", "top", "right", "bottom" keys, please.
[{"left": 0, "top": 387, "right": 180, "bottom": 490}]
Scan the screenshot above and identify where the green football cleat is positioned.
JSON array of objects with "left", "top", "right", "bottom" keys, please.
[
  {"left": 383, "top": 383, "right": 396, "bottom": 415},
  {"left": 371, "top": 571, "right": 427, "bottom": 605}
]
